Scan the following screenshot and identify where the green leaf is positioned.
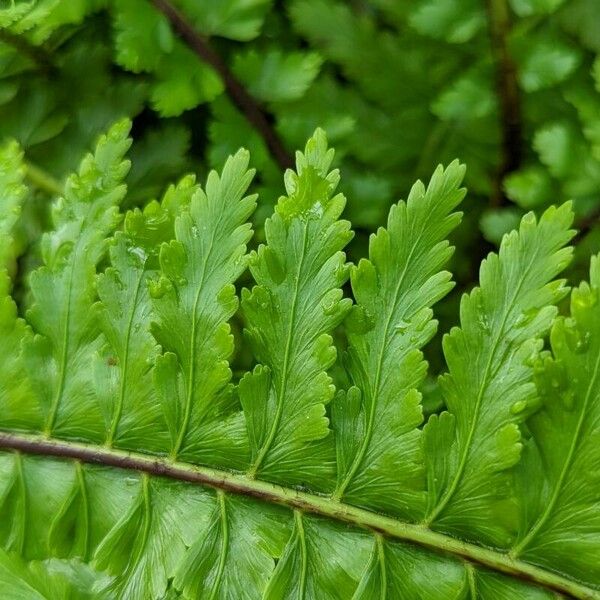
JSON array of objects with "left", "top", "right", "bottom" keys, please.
[
  {"left": 233, "top": 50, "right": 322, "bottom": 103},
  {"left": 410, "top": 0, "right": 486, "bottom": 43},
  {"left": 177, "top": 0, "right": 272, "bottom": 41},
  {"left": 1, "top": 126, "right": 600, "bottom": 599},
  {"left": 424, "top": 203, "right": 574, "bottom": 546},
  {"left": 92, "top": 178, "right": 197, "bottom": 452},
  {"left": 92, "top": 475, "right": 209, "bottom": 600},
  {"left": 504, "top": 167, "right": 554, "bottom": 210},
  {"left": 332, "top": 162, "right": 466, "bottom": 518},
  {"left": 510, "top": 0, "right": 565, "bottom": 17},
  {"left": 240, "top": 129, "right": 353, "bottom": 489},
  {"left": 23, "top": 119, "right": 132, "bottom": 440},
  {"left": 150, "top": 149, "right": 256, "bottom": 465},
  {"left": 112, "top": 0, "right": 173, "bottom": 74},
  {"left": 0, "top": 547, "right": 108, "bottom": 599},
  {"left": 516, "top": 34, "right": 581, "bottom": 92},
  {"left": 150, "top": 46, "right": 223, "bottom": 117},
  {"left": 432, "top": 71, "right": 496, "bottom": 121},
  {"left": 0, "top": 140, "right": 33, "bottom": 427},
  {"left": 512, "top": 254, "right": 600, "bottom": 586},
  {"left": 480, "top": 207, "right": 523, "bottom": 245}
]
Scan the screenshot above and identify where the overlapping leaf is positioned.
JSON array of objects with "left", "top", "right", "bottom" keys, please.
[
  {"left": 512, "top": 255, "right": 600, "bottom": 585},
  {"left": 22, "top": 119, "right": 131, "bottom": 440}
]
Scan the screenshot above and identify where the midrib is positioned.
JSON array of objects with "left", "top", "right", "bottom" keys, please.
[{"left": 0, "top": 431, "right": 597, "bottom": 600}]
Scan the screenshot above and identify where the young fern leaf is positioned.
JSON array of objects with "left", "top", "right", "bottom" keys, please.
[
  {"left": 424, "top": 204, "right": 575, "bottom": 546},
  {"left": 93, "top": 176, "right": 197, "bottom": 451},
  {"left": 333, "top": 161, "right": 465, "bottom": 519},
  {"left": 239, "top": 129, "right": 353, "bottom": 488},
  {"left": 150, "top": 151, "right": 256, "bottom": 465},
  {"left": 511, "top": 254, "right": 600, "bottom": 585},
  {"left": 23, "top": 120, "right": 132, "bottom": 440}
]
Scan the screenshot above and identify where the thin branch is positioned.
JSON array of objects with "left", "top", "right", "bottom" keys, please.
[
  {"left": 485, "top": 0, "right": 522, "bottom": 207},
  {"left": 149, "top": 0, "right": 294, "bottom": 170},
  {"left": 0, "top": 29, "right": 55, "bottom": 74},
  {"left": 0, "top": 431, "right": 595, "bottom": 599}
]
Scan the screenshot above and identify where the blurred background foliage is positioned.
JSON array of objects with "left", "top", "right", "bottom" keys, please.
[{"left": 1, "top": 0, "right": 600, "bottom": 379}]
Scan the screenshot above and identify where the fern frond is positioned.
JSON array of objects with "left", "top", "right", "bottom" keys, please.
[
  {"left": 424, "top": 204, "right": 575, "bottom": 545},
  {"left": 22, "top": 119, "right": 132, "bottom": 440},
  {"left": 93, "top": 175, "right": 197, "bottom": 451},
  {"left": 240, "top": 129, "right": 353, "bottom": 488},
  {"left": 1, "top": 126, "right": 600, "bottom": 599},
  {"left": 333, "top": 161, "right": 465, "bottom": 519},
  {"left": 150, "top": 151, "right": 256, "bottom": 465},
  {"left": 511, "top": 254, "right": 600, "bottom": 585}
]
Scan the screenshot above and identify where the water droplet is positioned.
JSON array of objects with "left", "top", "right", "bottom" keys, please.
[
  {"left": 510, "top": 400, "right": 527, "bottom": 415},
  {"left": 478, "top": 315, "right": 490, "bottom": 333},
  {"left": 128, "top": 246, "right": 147, "bottom": 263},
  {"left": 191, "top": 225, "right": 199, "bottom": 238},
  {"left": 575, "top": 332, "right": 590, "bottom": 354},
  {"left": 321, "top": 298, "right": 338, "bottom": 316},
  {"left": 394, "top": 320, "right": 410, "bottom": 333},
  {"left": 308, "top": 202, "right": 324, "bottom": 219}
]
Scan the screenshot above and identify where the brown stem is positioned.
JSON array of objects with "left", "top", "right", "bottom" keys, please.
[
  {"left": 0, "top": 30, "right": 55, "bottom": 74},
  {"left": 149, "top": 0, "right": 294, "bottom": 170},
  {"left": 485, "top": 0, "right": 522, "bottom": 207}
]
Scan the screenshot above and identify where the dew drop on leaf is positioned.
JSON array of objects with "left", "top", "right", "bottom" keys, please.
[
  {"left": 510, "top": 400, "right": 528, "bottom": 415},
  {"left": 478, "top": 314, "right": 490, "bottom": 333},
  {"left": 394, "top": 319, "right": 410, "bottom": 333},
  {"left": 127, "top": 246, "right": 147, "bottom": 263},
  {"left": 321, "top": 298, "right": 338, "bottom": 316},
  {"left": 575, "top": 332, "right": 590, "bottom": 354}
]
